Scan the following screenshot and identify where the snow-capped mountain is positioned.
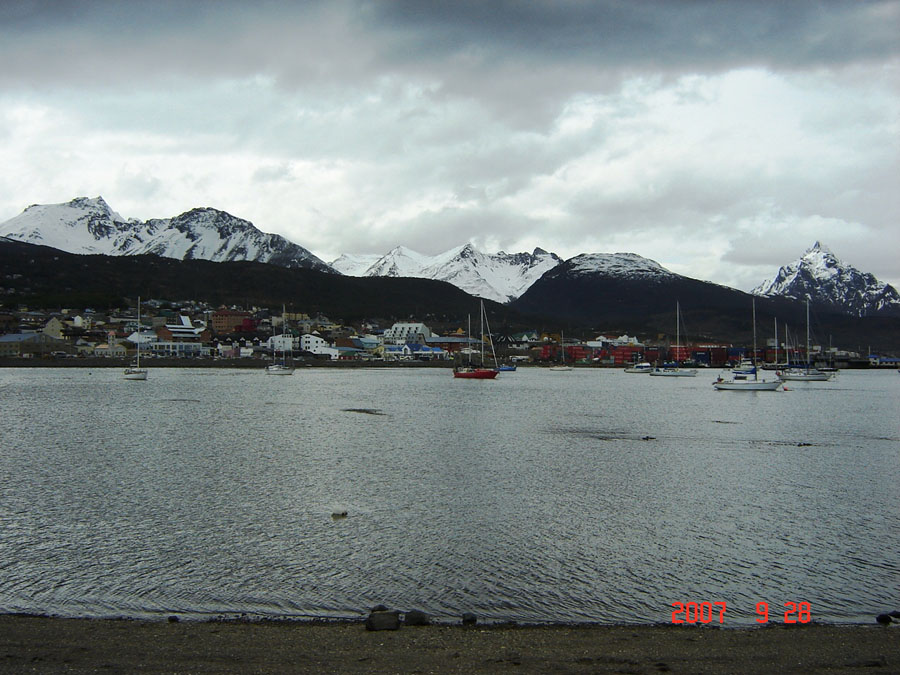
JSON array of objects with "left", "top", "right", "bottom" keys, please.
[
  {"left": 752, "top": 242, "right": 900, "bottom": 317},
  {"left": 510, "top": 249, "right": 744, "bottom": 327},
  {"left": 0, "top": 197, "right": 334, "bottom": 272},
  {"left": 331, "top": 244, "right": 563, "bottom": 303},
  {"left": 565, "top": 252, "right": 678, "bottom": 280}
]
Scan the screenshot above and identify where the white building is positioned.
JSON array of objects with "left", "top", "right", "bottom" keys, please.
[
  {"left": 266, "top": 334, "right": 296, "bottom": 352},
  {"left": 382, "top": 322, "right": 433, "bottom": 345},
  {"left": 300, "top": 333, "right": 333, "bottom": 356}
]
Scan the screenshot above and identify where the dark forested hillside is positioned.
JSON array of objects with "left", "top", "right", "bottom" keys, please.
[
  {"left": 0, "top": 238, "right": 514, "bottom": 325},
  {"left": 3, "top": 237, "right": 898, "bottom": 351},
  {"left": 510, "top": 260, "right": 900, "bottom": 352}
]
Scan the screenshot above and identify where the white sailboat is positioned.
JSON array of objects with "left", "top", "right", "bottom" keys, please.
[
  {"left": 649, "top": 302, "right": 697, "bottom": 377},
  {"left": 266, "top": 306, "right": 295, "bottom": 375},
  {"left": 713, "top": 299, "right": 781, "bottom": 391},
  {"left": 777, "top": 301, "right": 834, "bottom": 382},
  {"left": 124, "top": 296, "right": 148, "bottom": 381},
  {"left": 549, "top": 331, "right": 573, "bottom": 371}
]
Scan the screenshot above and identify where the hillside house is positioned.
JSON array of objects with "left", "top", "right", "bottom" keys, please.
[
  {"left": 42, "top": 317, "right": 66, "bottom": 339},
  {"left": 383, "top": 322, "right": 433, "bottom": 345},
  {"left": 0, "top": 332, "right": 64, "bottom": 357},
  {"left": 425, "top": 335, "right": 477, "bottom": 354},
  {"left": 211, "top": 308, "right": 253, "bottom": 334},
  {"left": 300, "top": 333, "right": 332, "bottom": 356},
  {"left": 157, "top": 316, "right": 212, "bottom": 343}
]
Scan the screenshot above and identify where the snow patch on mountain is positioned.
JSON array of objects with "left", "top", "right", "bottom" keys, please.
[
  {"left": 329, "top": 252, "right": 383, "bottom": 277},
  {"left": 331, "top": 243, "right": 562, "bottom": 303},
  {"left": 0, "top": 197, "right": 334, "bottom": 272},
  {"left": 566, "top": 252, "right": 677, "bottom": 279},
  {"left": 752, "top": 242, "right": 900, "bottom": 317}
]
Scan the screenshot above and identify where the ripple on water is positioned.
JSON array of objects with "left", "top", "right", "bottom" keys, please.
[{"left": 0, "top": 367, "right": 897, "bottom": 624}]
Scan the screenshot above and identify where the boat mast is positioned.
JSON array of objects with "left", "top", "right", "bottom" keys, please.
[
  {"left": 136, "top": 296, "right": 141, "bottom": 368},
  {"left": 675, "top": 301, "right": 679, "bottom": 365},
  {"left": 467, "top": 314, "right": 472, "bottom": 366},
  {"left": 774, "top": 317, "right": 778, "bottom": 367},
  {"left": 752, "top": 298, "right": 758, "bottom": 381},
  {"left": 479, "top": 301, "right": 485, "bottom": 366},
  {"left": 805, "top": 299, "right": 811, "bottom": 373}
]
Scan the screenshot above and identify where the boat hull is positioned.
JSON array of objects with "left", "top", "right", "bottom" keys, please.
[
  {"left": 453, "top": 368, "right": 498, "bottom": 379},
  {"left": 649, "top": 369, "right": 697, "bottom": 377},
  {"left": 777, "top": 370, "right": 833, "bottom": 381},
  {"left": 713, "top": 379, "right": 781, "bottom": 391},
  {"left": 266, "top": 365, "right": 295, "bottom": 375},
  {"left": 123, "top": 368, "right": 148, "bottom": 381}
]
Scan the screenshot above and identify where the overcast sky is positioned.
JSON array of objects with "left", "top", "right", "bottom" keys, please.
[{"left": 1, "top": 0, "right": 897, "bottom": 290}]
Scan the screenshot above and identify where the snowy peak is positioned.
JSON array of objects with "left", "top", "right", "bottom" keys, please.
[
  {"left": 0, "top": 197, "right": 334, "bottom": 272},
  {"left": 330, "top": 244, "right": 562, "bottom": 303},
  {"left": 5, "top": 196, "right": 136, "bottom": 251},
  {"left": 752, "top": 242, "right": 900, "bottom": 317},
  {"left": 564, "top": 252, "right": 676, "bottom": 279}
]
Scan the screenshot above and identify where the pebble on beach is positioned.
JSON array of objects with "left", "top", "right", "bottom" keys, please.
[
  {"left": 366, "top": 609, "right": 401, "bottom": 631},
  {"left": 403, "top": 610, "right": 431, "bottom": 626}
]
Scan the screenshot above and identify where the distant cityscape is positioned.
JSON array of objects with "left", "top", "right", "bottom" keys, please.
[{"left": 2, "top": 299, "right": 895, "bottom": 369}]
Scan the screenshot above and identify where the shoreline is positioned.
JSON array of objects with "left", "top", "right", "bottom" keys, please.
[
  {"left": 0, "top": 357, "right": 887, "bottom": 370},
  {"left": 1, "top": 615, "right": 897, "bottom": 674}
]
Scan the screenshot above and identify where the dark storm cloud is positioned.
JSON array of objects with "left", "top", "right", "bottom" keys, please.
[
  {"left": 0, "top": 1, "right": 897, "bottom": 290},
  {"left": 3, "top": 1, "right": 897, "bottom": 87}
]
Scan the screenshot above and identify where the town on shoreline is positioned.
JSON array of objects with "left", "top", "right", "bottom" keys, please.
[{"left": 1, "top": 300, "right": 890, "bottom": 369}]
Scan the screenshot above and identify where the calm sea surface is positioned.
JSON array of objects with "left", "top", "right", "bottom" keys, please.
[{"left": 1, "top": 366, "right": 897, "bottom": 625}]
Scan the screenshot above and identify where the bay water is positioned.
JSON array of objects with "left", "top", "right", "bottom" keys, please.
[{"left": 1, "top": 366, "right": 897, "bottom": 625}]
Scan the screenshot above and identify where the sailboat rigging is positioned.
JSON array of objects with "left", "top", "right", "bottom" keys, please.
[
  {"left": 713, "top": 298, "right": 781, "bottom": 391},
  {"left": 549, "top": 331, "right": 573, "bottom": 371},
  {"left": 650, "top": 301, "right": 697, "bottom": 377},
  {"left": 124, "top": 296, "right": 148, "bottom": 381},
  {"left": 453, "top": 301, "right": 499, "bottom": 379},
  {"left": 777, "top": 300, "right": 834, "bottom": 382},
  {"left": 266, "top": 306, "right": 295, "bottom": 375}
]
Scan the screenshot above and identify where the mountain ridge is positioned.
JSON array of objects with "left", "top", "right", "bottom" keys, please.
[
  {"left": 752, "top": 242, "right": 900, "bottom": 317},
  {"left": 0, "top": 196, "right": 334, "bottom": 273},
  {"left": 2, "top": 236, "right": 899, "bottom": 352},
  {"left": 3, "top": 198, "right": 898, "bottom": 318},
  {"left": 330, "top": 243, "right": 562, "bottom": 304}
]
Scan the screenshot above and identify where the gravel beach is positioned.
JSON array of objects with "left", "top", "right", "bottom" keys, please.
[{"left": 1, "top": 616, "right": 897, "bottom": 674}]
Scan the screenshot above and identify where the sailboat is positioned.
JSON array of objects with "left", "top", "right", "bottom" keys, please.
[
  {"left": 453, "top": 301, "right": 499, "bottom": 379},
  {"left": 777, "top": 301, "right": 834, "bottom": 382},
  {"left": 266, "top": 306, "right": 295, "bottom": 375},
  {"left": 649, "top": 302, "right": 697, "bottom": 377},
  {"left": 549, "top": 332, "right": 573, "bottom": 371},
  {"left": 124, "top": 296, "right": 148, "bottom": 381},
  {"left": 713, "top": 299, "right": 781, "bottom": 391}
]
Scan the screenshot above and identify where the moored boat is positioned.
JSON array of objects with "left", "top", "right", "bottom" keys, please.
[
  {"left": 453, "top": 365, "right": 499, "bottom": 379},
  {"left": 713, "top": 299, "right": 781, "bottom": 391},
  {"left": 266, "top": 305, "right": 295, "bottom": 375},
  {"left": 776, "top": 301, "right": 834, "bottom": 382},
  {"left": 453, "top": 301, "right": 499, "bottom": 379},
  {"left": 124, "top": 296, "right": 148, "bottom": 381},
  {"left": 649, "top": 302, "right": 697, "bottom": 377}
]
